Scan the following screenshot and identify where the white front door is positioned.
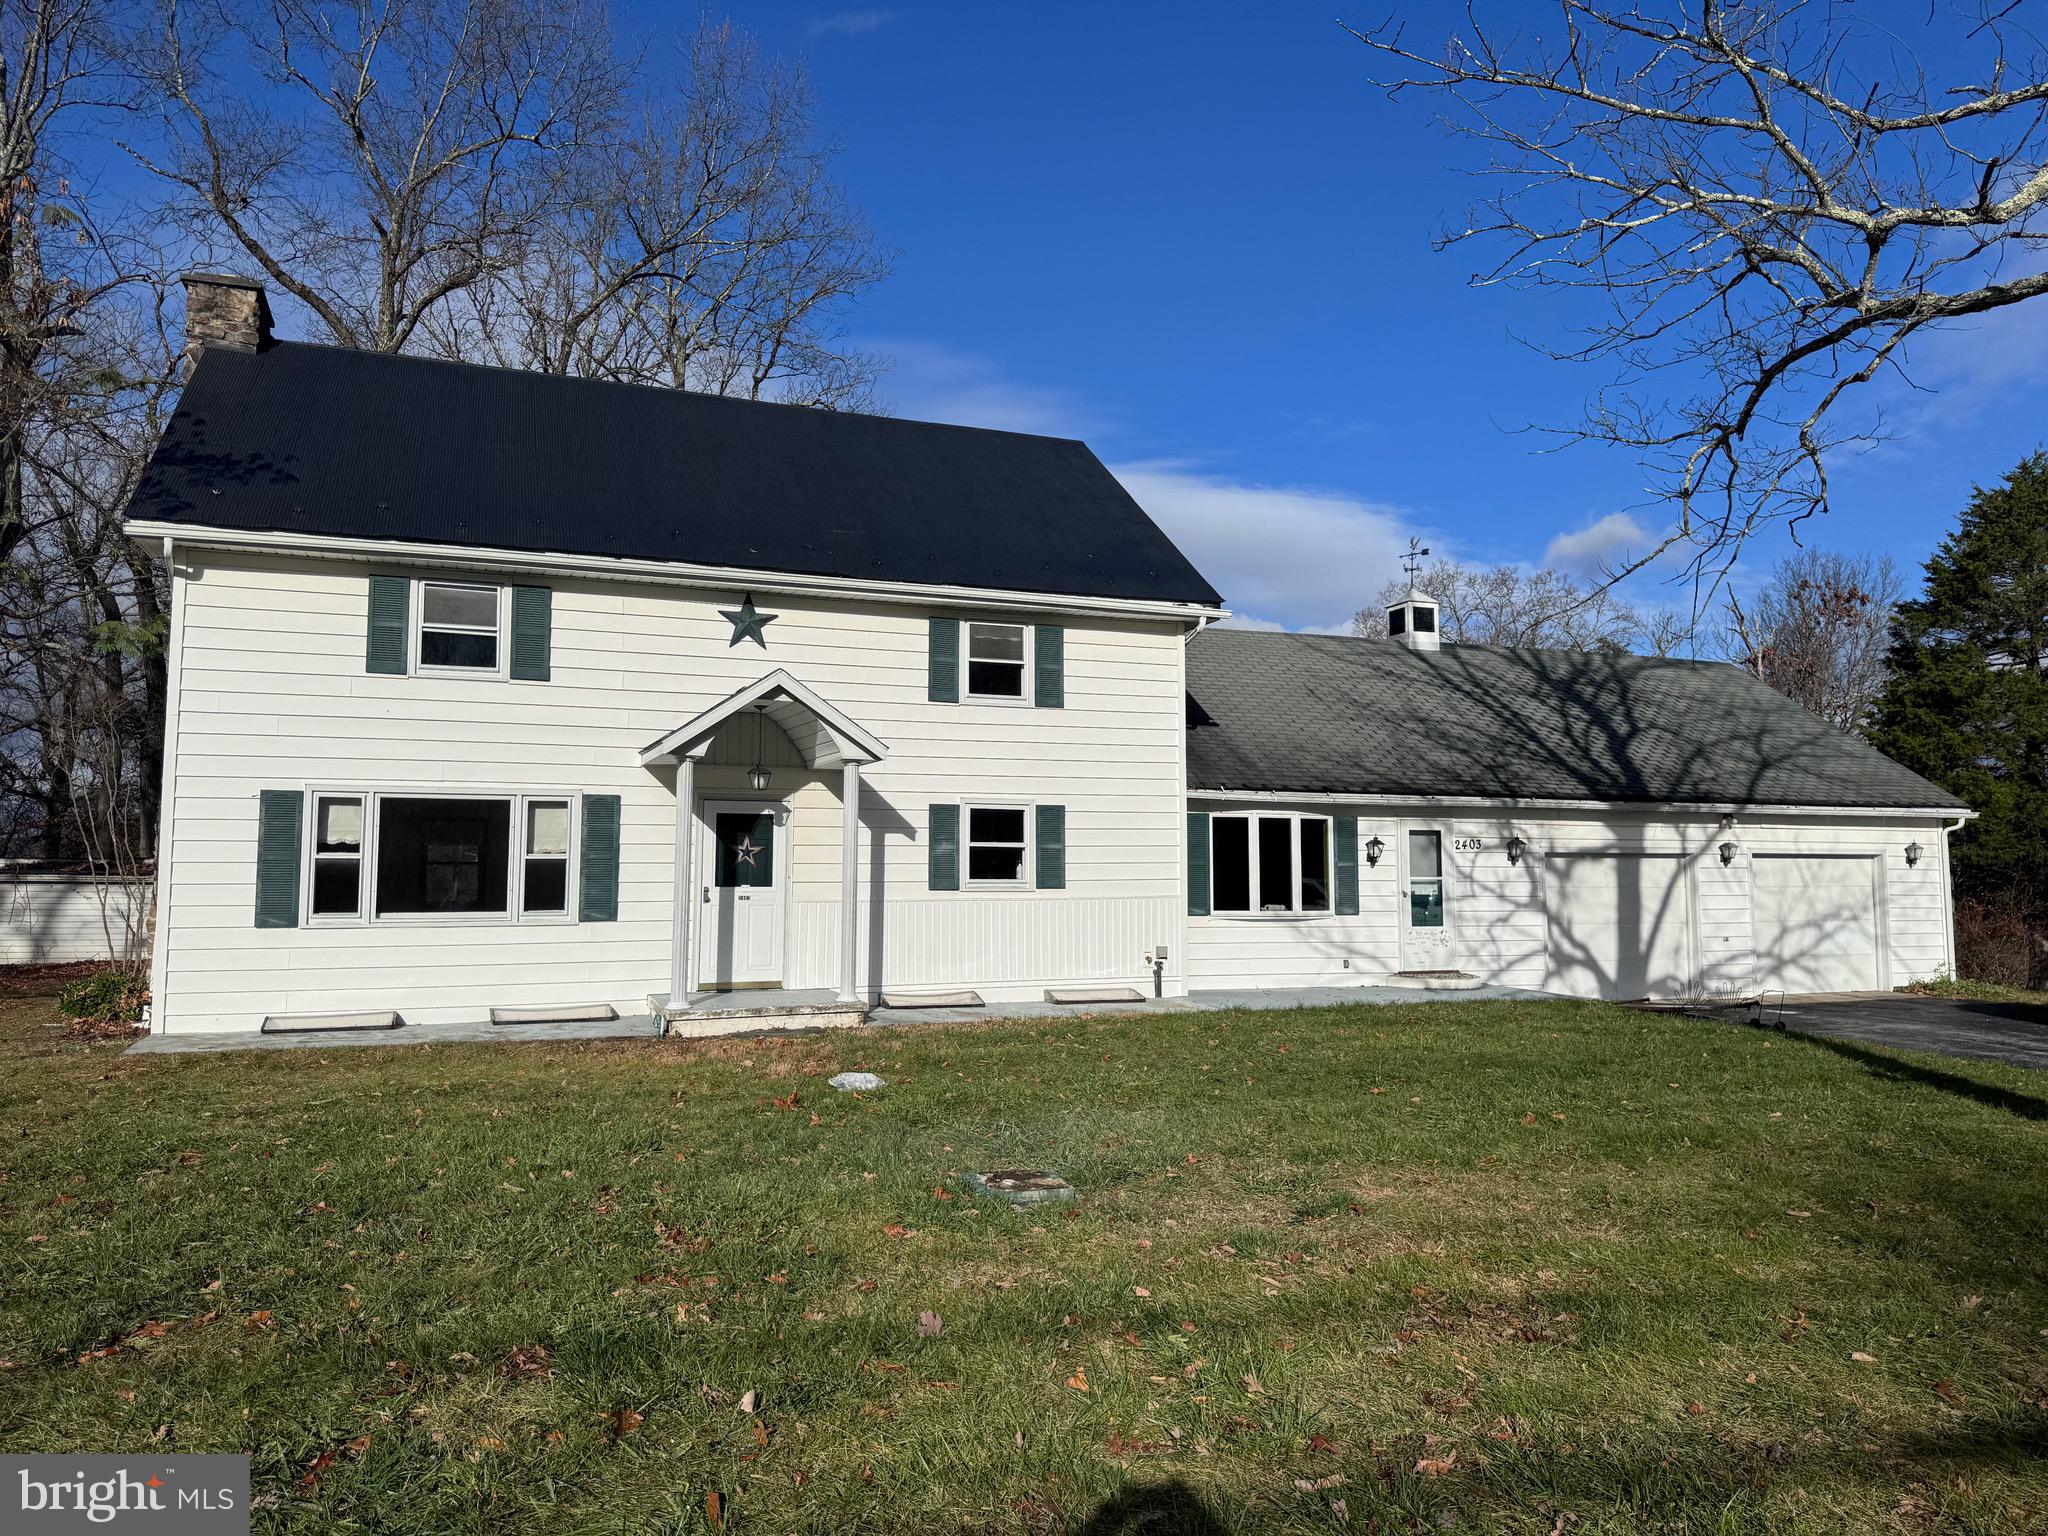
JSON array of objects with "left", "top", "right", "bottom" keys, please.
[
  {"left": 1399, "top": 825, "right": 1457, "bottom": 971},
  {"left": 698, "top": 802, "right": 785, "bottom": 989}
]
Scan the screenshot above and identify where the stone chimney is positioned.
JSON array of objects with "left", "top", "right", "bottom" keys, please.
[
  {"left": 1386, "top": 587, "right": 1442, "bottom": 652},
  {"left": 179, "top": 272, "right": 274, "bottom": 376}
]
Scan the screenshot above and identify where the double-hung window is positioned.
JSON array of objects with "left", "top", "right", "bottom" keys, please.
[
  {"left": 417, "top": 581, "right": 502, "bottom": 671},
  {"left": 965, "top": 622, "right": 1027, "bottom": 700},
  {"left": 964, "top": 804, "right": 1029, "bottom": 885},
  {"left": 310, "top": 795, "right": 365, "bottom": 917},
  {"left": 1209, "top": 812, "right": 1332, "bottom": 914},
  {"left": 522, "top": 800, "right": 572, "bottom": 914}
]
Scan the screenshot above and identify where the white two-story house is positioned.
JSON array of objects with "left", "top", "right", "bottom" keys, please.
[{"left": 125, "top": 276, "right": 1969, "bottom": 1035}]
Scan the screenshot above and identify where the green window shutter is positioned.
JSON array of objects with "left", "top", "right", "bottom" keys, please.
[
  {"left": 366, "top": 575, "right": 409, "bottom": 674},
  {"left": 579, "top": 794, "right": 621, "bottom": 922},
  {"left": 1035, "top": 804, "right": 1066, "bottom": 889},
  {"left": 928, "top": 803, "right": 960, "bottom": 891},
  {"left": 510, "top": 585, "right": 552, "bottom": 681},
  {"left": 1033, "top": 624, "right": 1065, "bottom": 708},
  {"left": 928, "top": 618, "right": 959, "bottom": 703},
  {"left": 1187, "top": 811, "right": 1211, "bottom": 917},
  {"left": 254, "top": 790, "right": 303, "bottom": 928},
  {"left": 1334, "top": 815, "right": 1359, "bottom": 916}
]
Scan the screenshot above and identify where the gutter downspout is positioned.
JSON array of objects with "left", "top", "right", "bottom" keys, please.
[{"left": 1939, "top": 813, "right": 1969, "bottom": 980}]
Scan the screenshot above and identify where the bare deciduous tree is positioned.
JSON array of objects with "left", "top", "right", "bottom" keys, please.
[
  {"left": 1352, "top": 557, "right": 1683, "bottom": 654},
  {"left": 1725, "top": 548, "right": 1901, "bottom": 732},
  {"left": 1350, "top": 2, "right": 2048, "bottom": 598},
  {"left": 426, "top": 20, "right": 888, "bottom": 405},
  {"left": 128, "top": 0, "right": 626, "bottom": 353}
]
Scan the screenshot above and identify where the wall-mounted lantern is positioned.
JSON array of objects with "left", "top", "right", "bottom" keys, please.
[
  {"left": 1905, "top": 841, "right": 1923, "bottom": 868},
  {"left": 1364, "top": 835, "right": 1385, "bottom": 868},
  {"left": 1718, "top": 841, "right": 1738, "bottom": 866},
  {"left": 1506, "top": 834, "right": 1526, "bottom": 865}
]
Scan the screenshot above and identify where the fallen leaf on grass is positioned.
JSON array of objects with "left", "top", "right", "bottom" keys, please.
[
  {"left": 855, "top": 1279, "right": 877, "bottom": 1294},
  {"left": 1066, "top": 1367, "right": 1089, "bottom": 1393},
  {"left": 882, "top": 1224, "right": 914, "bottom": 1239},
  {"left": 738, "top": 1389, "right": 759, "bottom": 1414},
  {"left": 705, "top": 1490, "right": 724, "bottom": 1528},
  {"left": 1132, "top": 1286, "right": 1150, "bottom": 1298},
  {"left": 1934, "top": 1380, "right": 1965, "bottom": 1405},
  {"left": 917, "top": 1310, "right": 944, "bottom": 1337},
  {"left": 1414, "top": 1448, "right": 1458, "bottom": 1477},
  {"left": 1850, "top": 1351, "right": 1876, "bottom": 1363},
  {"left": 605, "top": 1408, "right": 643, "bottom": 1438},
  {"left": 751, "top": 1419, "right": 770, "bottom": 1448},
  {"left": 1293, "top": 1474, "right": 1345, "bottom": 1491},
  {"left": 1307, "top": 1434, "right": 1335, "bottom": 1453}
]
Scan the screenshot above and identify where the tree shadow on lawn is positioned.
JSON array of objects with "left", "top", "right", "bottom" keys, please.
[
  {"left": 1078, "top": 1480, "right": 1226, "bottom": 1535},
  {"left": 1793, "top": 1032, "right": 2048, "bottom": 1122}
]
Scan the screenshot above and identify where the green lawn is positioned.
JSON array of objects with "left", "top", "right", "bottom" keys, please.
[{"left": 2, "top": 991, "right": 2044, "bottom": 1534}]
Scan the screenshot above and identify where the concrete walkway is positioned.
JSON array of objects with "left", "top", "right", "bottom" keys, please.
[{"left": 124, "top": 982, "right": 1548, "bottom": 1055}]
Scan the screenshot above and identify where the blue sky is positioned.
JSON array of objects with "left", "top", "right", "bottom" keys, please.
[{"left": 638, "top": 1, "right": 2048, "bottom": 632}]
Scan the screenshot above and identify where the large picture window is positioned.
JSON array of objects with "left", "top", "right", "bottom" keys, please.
[
  {"left": 376, "top": 797, "right": 512, "bottom": 916},
  {"left": 1208, "top": 812, "right": 1333, "bottom": 915}
]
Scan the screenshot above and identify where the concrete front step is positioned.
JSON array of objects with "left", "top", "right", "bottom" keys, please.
[
  {"left": 1379, "top": 971, "right": 1485, "bottom": 991},
  {"left": 649, "top": 991, "right": 870, "bottom": 1038}
]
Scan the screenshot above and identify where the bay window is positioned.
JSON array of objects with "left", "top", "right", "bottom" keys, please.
[{"left": 1208, "top": 812, "right": 1333, "bottom": 915}]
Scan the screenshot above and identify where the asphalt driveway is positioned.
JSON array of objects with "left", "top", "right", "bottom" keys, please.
[{"left": 1736, "top": 993, "right": 2048, "bottom": 1072}]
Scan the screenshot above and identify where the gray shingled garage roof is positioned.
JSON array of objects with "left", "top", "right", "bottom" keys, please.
[{"left": 1186, "top": 629, "right": 1963, "bottom": 810}]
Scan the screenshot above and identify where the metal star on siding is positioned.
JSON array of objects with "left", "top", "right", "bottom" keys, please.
[{"left": 720, "top": 593, "right": 777, "bottom": 648}]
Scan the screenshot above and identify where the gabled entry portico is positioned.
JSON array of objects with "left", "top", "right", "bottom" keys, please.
[{"left": 639, "top": 670, "right": 888, "bottom": 1010}]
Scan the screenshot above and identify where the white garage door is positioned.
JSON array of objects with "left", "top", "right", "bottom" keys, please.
[
  {"left": 1544, "top": 854, "right": 1694, "bottom": 1000},
  {"left": 1752, "top": 855, "right": 1881, "bottom": 995}
]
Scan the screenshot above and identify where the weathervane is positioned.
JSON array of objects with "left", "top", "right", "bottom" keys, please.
[{"left": 1402, "top": 537, "right": 1431, "bottom": 584}]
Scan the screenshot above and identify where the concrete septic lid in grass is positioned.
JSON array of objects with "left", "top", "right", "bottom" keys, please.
[{"left": 962, "top": 1169, "right": 1075, "bottom": 1206}]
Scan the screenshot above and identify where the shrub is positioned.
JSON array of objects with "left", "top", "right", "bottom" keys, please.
[
  {"left": 56, "top": 967, "right": 148, "bottom": 1033},
  {"left": 1953, "top": 899, "right": 2039, "bottom": 990}
]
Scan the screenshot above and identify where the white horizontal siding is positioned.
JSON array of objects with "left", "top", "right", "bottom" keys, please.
[
  {"left": 1, "top": 875, "right": 152, "bottom": 965},
  {"left": 155, "top": 551, "right": 1189, "bottom": 1031},
  {"left": 1186, "top": 805, "right": 1955, "bottom": 999}
]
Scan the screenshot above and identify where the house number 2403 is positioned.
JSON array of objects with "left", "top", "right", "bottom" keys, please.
[{"left": 1452, "top": 837, "right": 1485, "bottom": 852}]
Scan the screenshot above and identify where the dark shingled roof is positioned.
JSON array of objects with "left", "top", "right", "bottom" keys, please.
[
  {"left": 1186, "top": 628, "right": 1963, "bottom": 810},
  {"left": 127, "top": 342, "right": 1223, "bottom": 607}
]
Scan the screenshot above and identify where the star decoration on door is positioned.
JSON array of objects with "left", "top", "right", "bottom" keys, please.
[
  {"left": 732, "top": 835, "right": 763, "bottom": 869},
  {"left": 720, "top": 593, "right": 778, "bottom": 648}
]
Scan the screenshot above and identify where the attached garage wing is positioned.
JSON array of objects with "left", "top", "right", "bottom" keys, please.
[
  {"left": 1543, "top": 853, "right": 1695, "bottom": 1001},
  {"left": 1752, "top": 855, "right": 1882, "bottom": 995}
]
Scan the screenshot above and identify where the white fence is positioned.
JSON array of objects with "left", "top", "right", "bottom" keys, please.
[{"left": 0, "top": 872, "right": 153, "bottom": 965}]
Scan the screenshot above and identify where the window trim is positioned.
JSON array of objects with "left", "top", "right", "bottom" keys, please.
[
  {"left": 961, "top": 799, "right": 1034, "bottom": 890},
  {"left": 413, "top": 579, "right": 508, "bottom": 678},
  {"left": 301, "top": 787, "right": 581, "bottom": 927},
  {"left": 962, "top": 620, "right": 1031, "bottom": 705},
  {"left": 1207, "top": 811, "right": 1334, "bottom": 917}
]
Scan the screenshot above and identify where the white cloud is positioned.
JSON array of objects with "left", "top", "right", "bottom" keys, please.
[
  {"left": 1109, "top": 460, "right": 1414, "bottom": 632},
  {"left": 1542, "top": 511, "right": 1655, "bottom": 576},
  {"left": 806, "top": 9, "right": 900, "bottom": 39},
  {"left": 872, "top": 339, "right": 1099, "bottom": 437}
]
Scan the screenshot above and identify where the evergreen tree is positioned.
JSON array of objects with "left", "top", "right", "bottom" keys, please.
[{"left": 1870, "top": 452, "right": 2048, "bottom": 986}]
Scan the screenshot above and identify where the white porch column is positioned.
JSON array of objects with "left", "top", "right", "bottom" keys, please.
[
  {"left": 669, "top": 755, "right": 696, "bottom": 1009},
  {"left": 839, "top": 760, "right": 862, "bottom": 1003}
]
